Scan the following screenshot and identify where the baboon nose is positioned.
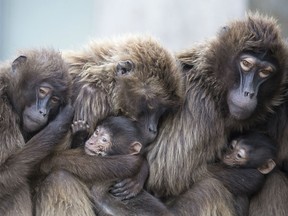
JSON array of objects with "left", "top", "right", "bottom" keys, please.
[
  {"left": 244, "top": 91, "right": 255, "bottom": 99},
  {"left": 149, "top": 126, "right": 157, "bottom": 134},
  {"left": 39, "top": 109, "right": 47, "bottom": 117}
]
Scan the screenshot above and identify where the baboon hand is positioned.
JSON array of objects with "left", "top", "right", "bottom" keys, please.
[
  {"left": 71, "top": 120, "right": 89, "bottom": 134},
  {"left": 110, "top": 178, "right": 142, "bottom": 200}
]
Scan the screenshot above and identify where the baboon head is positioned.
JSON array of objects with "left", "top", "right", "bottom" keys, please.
[{"left": 112, "top": 36, "right": 183, "bottom": 142}]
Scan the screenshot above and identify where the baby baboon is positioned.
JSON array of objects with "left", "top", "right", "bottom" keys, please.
[
  {"left": 209, "top": 132, "right": 277, "bottom": 216},
  {"left": 71, "top": 116, "right": 171, "bottom": 216}
]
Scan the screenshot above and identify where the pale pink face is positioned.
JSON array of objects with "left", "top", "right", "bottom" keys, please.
[
  {"left": 222, "top": 140, "right": 248, "bottom": 167},
  {"left": 84, "top": 126, "right": 112, "bottom": 156}
]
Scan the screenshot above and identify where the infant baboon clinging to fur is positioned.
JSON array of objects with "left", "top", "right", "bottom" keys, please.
[{"left": 71, "top": 116, "right": 171, "bottom": 216}]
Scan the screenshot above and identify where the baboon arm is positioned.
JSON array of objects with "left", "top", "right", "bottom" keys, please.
[
  {"left": 208, "top": 164, "right": 265, "bottom": 196},
  {"left": 73, "top": 85, "right": 111, "bottom": 134},
  {"left": 110, "top": 159, "right": 149, "bottom": 199},
  {"left": 41, "top": 149, "right": 143, "bottom": 182},
  {"left": 0, "top": 105, "right": 73, "bottom": 198}
]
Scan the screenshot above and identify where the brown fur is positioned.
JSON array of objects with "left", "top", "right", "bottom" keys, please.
[
  {"left": 249, "top": 169, "right": 288, "bottom": 216},
  {"left": 0, "top": 49, "right": 73, "bottom": 215},
  {"left": 146, "top": 12, "right": 288, "bottom": 216},
  {"left": 35, "top": 170, "right": 95, "bottom": 216},
  {"left": 0, "top": 87, "right": 30, "bottom": 216},
  {"left": 65, "top": 35, "right": 183, "bottom": 133},
  {"left": 9, "top": 50, "right": 71, "bottom": 109},
  {"left": 35, "top": 35, "right": 183, "bottom": 216},
  {"left": 84, "top": 116, "right": 172, "bottom": 216},
  {"left": 250, "top": 79, "right": 288, "bottom": 215}
]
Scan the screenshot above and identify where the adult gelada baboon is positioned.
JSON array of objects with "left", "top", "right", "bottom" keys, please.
[
  {"left": 0, "top": 49, "right": 73, "bottom": 215},
  {"left": 68, "top": 35, "right": 183, "bottom": 138},
  {"left": 146, "top": 13, "right": 288, "bottom": 215},
  {"left": 35, "top": 35, "right": 183, "bottom": 216}
]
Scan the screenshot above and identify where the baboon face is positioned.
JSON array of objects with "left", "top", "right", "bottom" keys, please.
[
  {"left": 227, "top": 51, "right": 279, "bottom": 120},
  {"left": 116, "top": 70, "right": 169, "bottom": 142},
  {"left": 85, "top": 126, "right": 112, "bottom": 156},
  {"left": 223, "top": 133, "right": 276, "bottom": 174},
  {"left": 213, "top": 15, "right": 288, "bottom": 120},
  {"left": 85, "top": 116, "right": 143, "bottom": 157},
  {"left": 9, "top": 50, "right": 70, "bottom": 134}
]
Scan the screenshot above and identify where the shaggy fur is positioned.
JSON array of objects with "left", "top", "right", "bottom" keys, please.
[
  {"left": 0, "top": 49, "right": 73, "bottom": 215},
  {"left": 249, "top": 85, "right": 288, "bottom": 215},
  {"left": 249, "top": 169, "right": 288, "bottom": 216},
  {"left": 9, "top": 50, "right": 70, "bottom": 113},
  {"left": 35, "top": 35, "right": 184, "bottom": 216},
  {"left": 65, "top": 35, "right": 183, "bottom": 133},
  {"left": 146, "top": 12, "right": 288, "bottom": 216}
]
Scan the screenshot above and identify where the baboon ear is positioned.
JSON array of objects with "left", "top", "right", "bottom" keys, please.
[
  {"left": 12, "top": 55, "right": 27, "bottom": 73},
  {"left": 116, "top": 60, "right": 134, "bottom": 76},
  {"left": 219, "top": 26, "right": 230, "bottom": 35},
  {"left": 176, "top": 51, "right": 195, "bottom": 71},
  {"left": 129, "top": 141, "right": 142, "bottom": 155},
  {"left": 258, "top": 159, "right": 276, "bottom": 174}
]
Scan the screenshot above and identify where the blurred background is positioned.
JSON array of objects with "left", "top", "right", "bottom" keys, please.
[{"left": 0, "top": 0, "right": 287, "bottom": 61}]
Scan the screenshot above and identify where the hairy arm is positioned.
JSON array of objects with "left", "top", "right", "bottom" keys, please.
[
  {"left": 41, "top": 148, "right": 144, "bottom": 183},
  {"left": 73, "top": 85, "right": 112, "bottom": 135},
  {"left": 0, "top": 105, "right": 74, "bottom": 198},
  {"left": 110, "top": 158, "right": 149, "bottom": 200},
  {"left": 208, "top": 164, "right": 265, "bottom": 196}
]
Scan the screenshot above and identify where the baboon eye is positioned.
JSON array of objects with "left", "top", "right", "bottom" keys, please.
[
  {"left": 259, "top": 66, "right": 273, "bottom": 78},
  {"left": 102, "top": 138, "right": 107, "bottom": 142},
  {"left": 116, "top": 60, "right": 134, "bottom": 76},
  {"left": 39, "top": 87, "right": 48, "bottom": 97},
  {"left": 51, "top": 96, "right": 60, "bottom": 104},
  {"left": 38, "top": 86, "right": 52, "bottom": 98},
  {"left": 240, "top": 58, "right": 254, "bottom": 71},
  {"left": 236, "top": 149, "right": 246, "bottom": 159},
  {"left": 39, "top": 88, "right": 46, "bottom": 95}
]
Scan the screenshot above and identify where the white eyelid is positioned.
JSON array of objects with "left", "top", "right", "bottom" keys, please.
[
  {"left": 240, "top": 58, "right": 254, "bottom": 71},
  {"left": 238, "top": 148, "right": 246, "bottom": 158}
]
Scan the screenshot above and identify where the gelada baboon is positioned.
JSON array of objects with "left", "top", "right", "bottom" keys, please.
[
  {"left": 67, "top": 35, "right": 183, "bottom": 140},
  {"left": 145, "top": 13, "right": 288, "bottom": 215},
  {"left": 71, "top": 116, "right": 171, "bottom": 216},
  {"left": 209, "top": 132, "right": 277, "bottom": 216},
  {"left": 0, "top": 49, "right": 73, "bottom": 215},
  {"left": 34, "top": 35, "right": 183, "bottom": 216}
]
